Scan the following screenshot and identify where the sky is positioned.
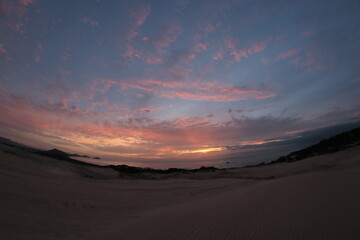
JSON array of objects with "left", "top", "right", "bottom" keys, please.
[{"left": 0, "top": 0, "right": 359, "bottom": 168}]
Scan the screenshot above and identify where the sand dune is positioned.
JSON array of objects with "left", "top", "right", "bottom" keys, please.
[{"left": 1, "top": 144, "right": 360, "bottom": 239}]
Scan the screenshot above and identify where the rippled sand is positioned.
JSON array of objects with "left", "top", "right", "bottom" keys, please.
[{"left": 1, "top": 144, "right": 359, "bottom": 240}]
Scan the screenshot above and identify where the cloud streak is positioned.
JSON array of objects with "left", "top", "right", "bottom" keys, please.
[
  {"left": 144, "top": 23, "right": 182, "bottom": 50},
  {"left": 121, "top": 79, "right": 275, "bottom": 102},
  {"left": 277, "top": 48, "right": 299, "bottom": 60},
  {"left": 129, "top": 4, "right": 151, "bottom": 27},
  {"left": 222, "top": 37, "right": 267, "bottom": 62}
]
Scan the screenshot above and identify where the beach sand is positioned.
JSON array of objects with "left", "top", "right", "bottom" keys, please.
[{"left": 1, "top": 144, "right": 359, "bottom": 239}]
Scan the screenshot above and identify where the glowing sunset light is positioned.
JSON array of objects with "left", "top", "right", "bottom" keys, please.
[
  {"left": 174, "top": 147, "right": 226, "bottom": 155},
  {"left": 0, "top": 0, "right": 359, "bottom": 168}
]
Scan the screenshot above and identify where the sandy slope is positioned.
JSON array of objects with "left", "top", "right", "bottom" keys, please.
[{"left": 0, "top": 144, "right": 359, "bottom": 240}]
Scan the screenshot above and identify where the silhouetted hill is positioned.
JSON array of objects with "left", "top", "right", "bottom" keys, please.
[
  {"left": 39, "top": 149, "right": 95, "bottom": 159},
  {"left": 271, "top": 127, "right": 360, "bottom": 164},
  {"left": 0, "top": 137, "right": 36, "bottom": 150},
  {"left": 35, "top": 149, "right": 102, "bottom": 168},
  {"left": 42, "top": 148, "right": 69, "bottom": 158},
  {"left": 0, "top": 137, "right": 218, "bottom": 176}
]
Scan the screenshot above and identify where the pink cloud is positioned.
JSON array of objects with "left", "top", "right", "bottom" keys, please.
[
  {"left": 160, "top": 87, "right": 273, "bottom": 102},
  {"left": 302, "top": 31, "right": 311, "bottom": 36},
  {"left": 291, "top": 57, "right": 302, "bottom": 67},
  {"left": 19, "top": 0, "right": 35, "bottom": 6},
  {"left": 224, "top": 37, "right": 267, "bottom": 62},
  {"left": 193, "top": 42, "right": 208, "bottom": 53},
  {"left": 89, "top": 78, "right": 117, "bottom": 95},
  {"left": 120, "top": 79, "right": 275, "bottom": 102},
  {"left": 0, "top": 43, "right": 7, "bottom": 54},
  {"left": 146, "top": 23, "right": 182, "bottom": 50},
  {"left": 81, "top": 17, "right": 99, "bottom": 27},
  {"left": 2, "top": 0, "right": 36, "bottom": 32},
  {"left": 146, "top": 56, "right": 163, "bottom": 64},
  {"left": 129, "top": 5, "right": 151, "bottom": 27},
  {"left": 70, "top": 105, "right": 79, "bottom": 112},
  {"left": 120, "top": 5, "right": 150, "bottom": 43},
  {"left": 167, "top": 65, "right": 192, "bottom": 78},
  {"left": 34, "top": 55, "right": 40, "bottom": 63},
  {"left": 277, "top": 48, "right": 299, "bottom": 60},
  {"left": 123, "top": 45, "right": 141, "bottom": 58},
  {"left": 176, "top": 51, "right": 197, "bottom": 64},
  {"left": 212, "top": 48, "right": 226, "bottom": 60},
  {"left": 0, "top": 91, "right": 301, "bottom": 162},
  {"left": 248, "top": 42, "right": 266, "bottom": 54},
  {"left": 38, "top": 78, "right": 117, "bottom": 108},
  {"left": 289, "top": 52, "right": 323, "bottom": 71}
]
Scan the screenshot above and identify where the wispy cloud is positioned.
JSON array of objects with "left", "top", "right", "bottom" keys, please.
[
  {"left": 19, "top": 0, "right": 35, "bottom": 6},
  {"left": 0, "top": 43, "right": 7, "bottom": 54},
  {"left": 146, "top": 56, "right": 163, "bottom": 64},
  {"left": 301, "top": 31, "right": 311, "bottom": 36},
  {"left": 277, "top": 48, "right": 299, "bottom": 60},
  {"left": 223, "top": 36, "right": 267, "bottom": 62},
  {"left": 212, "top": 37, "right": 267, "bottom": 62},
  {"left": 122, "top": 45, "right": 141, "bottom": 58},
  {"left": 129, "top": 4, "right": 151, "bottom": 27},
  {"left": 1, "top": 0, "right": 36, "bottom": 32},
  {"left": 120, "top": 79, "right": 275, "bottom": 102},
  {"left": 144, "top": 23, "right": 182, "bottom": 50},
  {"left": 212, "top": 47, "right": 226, "bottom": 60}
]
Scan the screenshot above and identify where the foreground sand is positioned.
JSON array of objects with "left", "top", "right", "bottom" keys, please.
[{"left": 0, "top": 144, "right": 360, "bottom": 240}]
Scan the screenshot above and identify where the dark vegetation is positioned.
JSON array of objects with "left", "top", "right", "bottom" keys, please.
[
  {"left": 270, "top": 127, "right": 360, "bottom": 164},
  {"left": 110, "top": 165, "right": 217, "bottom": 175}
]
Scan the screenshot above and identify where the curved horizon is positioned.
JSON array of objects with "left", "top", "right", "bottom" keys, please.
[{"left": 0, "top": 0, "right": 359, "bottom": 168}]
